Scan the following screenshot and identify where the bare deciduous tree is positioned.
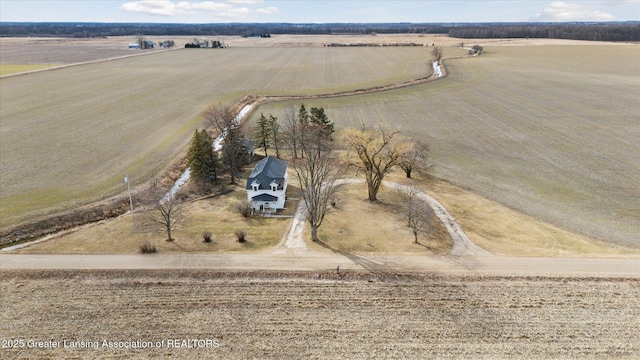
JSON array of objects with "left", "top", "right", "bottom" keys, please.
[
  {"left": 398, "top": 186, "right": 432, "bottom": 244},
  {"left": 293, "top": 125, "right": 342, "bottom": 242},
  {"left": 398, "top": 142, "right": 431, "bottom": 179},
  {"left": 136, "top": 35, "right": 145, "bottom": 48},
  {"left": 344, "top": 122, "right": 408, "bottom": 202},
  {"left": 281, "top": 106, "right": 300, "bottom": 159},
  {"left": 203, "top": 104, "right": 247, "bottom": 185},
  {"left": 140, "top": 180, "right": 187, "bottom": 242},
  {"left": 431, "top": 46, "right": 443, "bottom": 62}
]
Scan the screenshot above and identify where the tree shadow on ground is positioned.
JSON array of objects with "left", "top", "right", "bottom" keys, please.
[
  {"left": 314, "top": 239, "right": 392, "bottom": 273},
  {"left": 412, "top": 239, "right": 451, "bottom": 256},
  {"left": 442, "top": 254, "right": 484, "bottom": 271}
]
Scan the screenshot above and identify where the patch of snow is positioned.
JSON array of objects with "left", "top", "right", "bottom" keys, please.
[
  {"left": 212, "top": 130, "right": 226, "bottom": 152},
  {"left": 162, "top": 104, "right": 254, "bottom": 202},
  {"left": 161, "top": 167, "right": 190, "bottom": 203},
  {"left": 213, "top": 104, "right": 252, "bottom": 151},
  {"left": 432, "top": 61, "right": 443, "bottom": 78}
]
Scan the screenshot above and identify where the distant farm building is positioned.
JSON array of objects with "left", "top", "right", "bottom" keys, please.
[
  {"left": 142, "top": 40, "right": 155, "bottom": 49},
  {"left": 128, "top": 40, "right": 155, "bottom": 49}
]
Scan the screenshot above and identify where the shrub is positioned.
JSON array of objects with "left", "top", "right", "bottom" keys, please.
[
  {"left": 234, "top": 200, "right": 252, "bottom": 218},
  {"left": 235, "top": 229, "right": 247, "bottom": 243},
  {"left": 472, "top": 44, "right": 484, "bottom": 54},
  {"left": 202, "top": 231, "right": 213, "bottom": 243},
  {"left": 139, "top": 241, "right": 157, "bottom": 254}
]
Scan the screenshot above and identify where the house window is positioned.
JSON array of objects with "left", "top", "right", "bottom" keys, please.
[
  {"left": 251, "top": 181, "right": 260, "bottom": 191},
  {"left": 270, "top": 181, "right": 278, "bottom": 191}
]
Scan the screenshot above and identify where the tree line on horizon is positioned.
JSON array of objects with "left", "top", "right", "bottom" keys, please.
[{"left": 1, "top": 22, "right": 638, "bottom": 42}]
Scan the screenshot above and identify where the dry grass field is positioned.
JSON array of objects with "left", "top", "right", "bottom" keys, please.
[
  {"left": 9, "top": 185, "right": 289, "bottom": 254},
  {"left": 1, "top": 270, "right": 639, "bottom": 359},
  {"left": 9, "top": 167, "right": 452, "bottom": 256},
  {"left": 12, "top": 168, "right": 639, "bottom": 257},
  {"left": 308, "top": 183, "right": 453, "bottom": 254},
  {"left": 250, "top": 45, "right": 640, "bottom": 246}
]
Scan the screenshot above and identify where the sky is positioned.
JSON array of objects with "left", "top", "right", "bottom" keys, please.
[{"left": 1, "top": 0, "right": 639, "bottom": 23}]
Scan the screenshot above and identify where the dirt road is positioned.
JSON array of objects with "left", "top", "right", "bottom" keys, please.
[{"left": 1, "top": 253, "right": 638, "bottom": 276}]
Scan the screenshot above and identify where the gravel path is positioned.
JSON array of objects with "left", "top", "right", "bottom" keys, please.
[
  {"left": 270, "top": 199, "right": 309, "bottom": 254},
  {"left": 275, "top": 178, "right": 490, "bottom": 256},
  {"left": 382, "top": 180, "right": 490, "bottom": 256}
]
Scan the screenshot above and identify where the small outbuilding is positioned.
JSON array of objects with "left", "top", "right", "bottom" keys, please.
[{"left": 246, "top": 157, "right": 288, "bottom": 214}]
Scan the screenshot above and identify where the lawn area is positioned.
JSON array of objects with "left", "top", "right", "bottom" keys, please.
[
  {"left": 0, "top": 64, "right": 57, "bottom": 76},
  {"left": 12, "top": 169, "right": 640, "bottom": 258},
  {"left": 307, "top": 183, "right": 453, "bottom": 255},
  {"left": 14, "top": 185, "right": 289, "bottom": 254}
]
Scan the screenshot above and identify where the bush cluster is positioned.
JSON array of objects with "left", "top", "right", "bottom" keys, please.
[{"left": 139, "top": 241, "right": 157, "bottom": 254}]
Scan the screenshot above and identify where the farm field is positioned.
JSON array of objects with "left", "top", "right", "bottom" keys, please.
[
  {"left": 250, "top": 45, "right": 640, "bottom": 246},
  {"left": 1, "top": 270, "right": 639, "bottom": 359},
  {"left": 2, "top": 36, "right": 638, "bottom": 248},
  {"left": 0, "top": 35, "right": 622, "bottom": 69},
  {"left": 0, "top": 45, "right": 433, "bottom": 228}
]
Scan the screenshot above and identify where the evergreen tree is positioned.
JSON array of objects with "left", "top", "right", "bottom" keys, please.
[
  {"left": 268, "top": 114, "right": 281, "bottom": 158},
  {"left": 297, "top": 104, "right": 311, "bottom": 158},
  {"left": 310, "top": 107, "right": 335, "bottom": 138},
  {"left": 298, "top": 104, "right": 309, "bottom": 126},
  {"left": 187, "top": 129, "right": 217, "bottom": 184},
  {"left": 255, "top": 113, "right": 271, "bottom": 156}
]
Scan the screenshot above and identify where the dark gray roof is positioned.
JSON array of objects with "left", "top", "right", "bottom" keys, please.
[
  {"left": 246, "top": 156, "right": 288, "bottom": 190},
  {"left": 251, "top": 194, "right": 279, "bottom": 202}
]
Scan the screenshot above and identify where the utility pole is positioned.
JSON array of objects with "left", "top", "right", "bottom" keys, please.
[{"left": 124, "top": 173, "right": 134, "bottom": 214}]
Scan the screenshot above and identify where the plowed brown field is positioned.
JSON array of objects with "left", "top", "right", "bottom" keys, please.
[{"left": 1, "top": 270, "right": 638, "bottom": 359}]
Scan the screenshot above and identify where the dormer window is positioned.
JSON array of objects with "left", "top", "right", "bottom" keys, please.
[
  {"left": 251, "top": 181, "right": 260, "bottom": 191},
  {"left": 270, "top": 181, "right": 279, "bottom": 191}
]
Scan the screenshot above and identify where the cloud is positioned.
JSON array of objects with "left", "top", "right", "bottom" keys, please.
[
  {"left": 227, "top": 0, "right": 263, "bottom": 4},
  {"left": 218, "top": 7, "right": 250, "bottom": 19},
  {"left": 191, "top": 2, "right": 234, "bottom": 12},
  {"left": 603, "top": 0, "right": 640, "bottom": 5},
  {"left": 120, "top": 0, "right": 275, "bottom": 19},
  {"left": 256, "top": 6, "right": 279, "bottom": 15},
  {"left": 532, "top": 1, "right": 616, "bottom": 21},
  {"left": 120, "top": 1, "right": 192, "bottom": 16}
]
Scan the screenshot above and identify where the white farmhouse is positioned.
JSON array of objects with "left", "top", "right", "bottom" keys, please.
[{"left": 246, "top": 156, "right": 288, "bottom": 214}]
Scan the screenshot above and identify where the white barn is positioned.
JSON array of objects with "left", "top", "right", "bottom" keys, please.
[{"left": 246, "top": 157, "right": 288, "bottom": 214}]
